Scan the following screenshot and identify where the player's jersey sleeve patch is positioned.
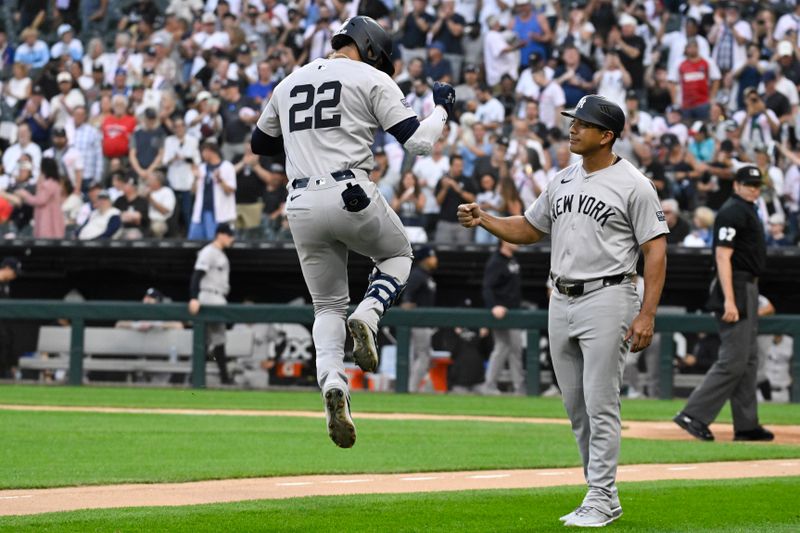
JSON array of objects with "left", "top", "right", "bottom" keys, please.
[
  {"left": 401, "top": 97, "right": 411, "bottom": 108},
  {"left": 656, "top": 210, "right": 665, "bottom": 222}
]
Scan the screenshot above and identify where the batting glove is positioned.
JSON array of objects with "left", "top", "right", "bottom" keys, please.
[{"left": 432, "top": 82, "right": 456, "bottom": 119}]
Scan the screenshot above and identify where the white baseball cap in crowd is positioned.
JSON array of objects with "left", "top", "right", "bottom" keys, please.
[
  {"left": 57, "top": 24, "right": 73, "bottom": 37},
  {"left": 619, "top": 13, "right": 637, "bottom": 27},
  {"left": 201, "top": 12, "right": 216, "bottom": 24},
  {"left": 768, "top": 213, "right": 785, "bottom": 225},
  {"left": 778, "top": 40, "right": 794, "bottom": 57},
  {"left": 57, "top": 72, "right": 72, "bottom": 84},
  {"left": 196, "top": 91, "right": 212, "bottom": 102},
  {"left": 514, "top": 0, "right": 531, "bottom": 5},
  {"left": 767, "top": 213, "right": 786, "bottom": 225}
]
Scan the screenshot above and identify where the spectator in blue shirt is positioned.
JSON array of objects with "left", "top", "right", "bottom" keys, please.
[
  {"left": 553, "top": 43, "right": 594, "bottom": 108},
  {"left": 513, "top": 0, "right": 553, "bottom": 68},
  {"left": 766, "top": 213, "right": 793, "bottom": 247},
  {"left": 50, "top": 24, "right": 84, "bottom": 62},
  {"left": 459, "top": 122, "right": 492, "bottom": 179},
  {"left": 14, "top": 28, "right": 50, "bottom": 69},
  {"left": 424, "top": 41, "right": 453, "bottom": 83},
  {"left": 246, "top": 61, "right": 276, "bottom": 105}
]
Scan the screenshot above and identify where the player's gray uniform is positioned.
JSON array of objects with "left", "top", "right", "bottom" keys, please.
[
  {"left": 525, "top": 157, "right": 668, "bottom": 515},
  {"left": 256, "top": 57, "right": 420, "bottom": 394},
  {"left": 195, "top": 243, "right": 230, "bottom": 348}
]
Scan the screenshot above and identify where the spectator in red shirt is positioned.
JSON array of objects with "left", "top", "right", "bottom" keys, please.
[
  {"left": 101, "top": 95, "right": 136, "bottom": 159},
  {"left": 669, "top": 38, "right": 721, "bottom": 121}
]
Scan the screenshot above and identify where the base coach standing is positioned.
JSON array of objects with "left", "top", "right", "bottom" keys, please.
[
  {"left": 458, "top": 95, "right": 668, "bottom": 527},
  {"left": 674, "top": 166, "right": 774, "bottom": 442}
]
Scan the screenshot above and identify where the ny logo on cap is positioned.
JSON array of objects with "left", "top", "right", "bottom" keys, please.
[{"left": 576, "top": 96, "right": 588, "bottom": 110}]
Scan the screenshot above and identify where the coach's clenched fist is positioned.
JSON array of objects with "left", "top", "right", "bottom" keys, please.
[{"left": 457, "top": 203, "right": 482, "bottom": 228}]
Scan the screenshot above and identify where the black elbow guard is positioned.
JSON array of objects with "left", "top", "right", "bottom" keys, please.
[
  {"left": 251, "top": 128, "right": 284, "bottom": 156},
  {"left": 386, "top": 117, "right": 420, "bottom": 145}
]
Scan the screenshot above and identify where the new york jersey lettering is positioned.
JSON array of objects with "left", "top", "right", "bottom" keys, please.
[{"left": 551, "top": 193, "right": 616, "bottom": 227}]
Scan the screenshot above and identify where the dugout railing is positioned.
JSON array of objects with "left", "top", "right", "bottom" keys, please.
[{"left": 0, "top": 300, "right": 798, "bottom": 403}]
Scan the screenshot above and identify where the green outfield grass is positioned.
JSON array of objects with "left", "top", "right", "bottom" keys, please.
[
  {"left": 1, "top": 478, "right": 798, "bottom": 532},
  {"left": 1, "top": 385, "right": 800, "bottom": 424},
  {"left": 1, "top": 409, "right": 798, "bottom": 489}
]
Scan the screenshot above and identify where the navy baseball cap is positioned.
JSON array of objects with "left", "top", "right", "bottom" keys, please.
[
  {"left": 561, "top": 95, "right": 626, "bottom": 137},
  {"left": 216, "top": 223, "right": 235, "bottom": 236},
  {"left": 144, "top": 287, "right": 164, "bottom": 302},
  {"left": 0, "top": 257, "right": 21, "bottom": 275},
  {"left": 415, "top": 246, "right": 436, "bottom": 261}
]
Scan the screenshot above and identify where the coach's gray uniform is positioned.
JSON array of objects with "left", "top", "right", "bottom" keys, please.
[
  {"left": 195, "top": 243, "right": 230, "bottom": 348},
  {"left": 256, "top": 57, "right": 420, "bottom": 393},
  {"left": 525, "top": 157, "right": 668, "bottom": 514}
]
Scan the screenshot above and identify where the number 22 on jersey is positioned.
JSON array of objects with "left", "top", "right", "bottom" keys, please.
[{"left": 288, "top": 81, "right": 343, "bottom": 132}]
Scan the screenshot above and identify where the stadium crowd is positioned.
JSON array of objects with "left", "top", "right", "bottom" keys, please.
[{"left": 0, "top": 0, "right": 798, "bottom": 245}]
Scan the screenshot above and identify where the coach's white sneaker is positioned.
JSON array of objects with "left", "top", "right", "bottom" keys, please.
[
  {"left": 559, "top": 507, "right": 579, "bottom": 523},
  {"left": 564, "top": 506, "right": 622, "bottom": 528},
  {"left": 560, "top": 504, "right": 620, "bottom": 524},
  {"left": 347, "top": 317, "right": 379, "bottom": 373},
  {"left": 323, "top": 387, "right": 356, "bottom": 448}
]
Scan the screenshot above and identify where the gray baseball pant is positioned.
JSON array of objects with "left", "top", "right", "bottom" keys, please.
[
  {"left": 434, "top": 220, "right": 474, "bottom": 244},
  {"left": 485, "top": 328, "right": 525, "bottom": 393},
  {"left": 548, "top": 283, "right": 638, "bottom": 515},
  {"left": 683, "top": 281, "right": 760, "bottom": 431},
  {"left": 198, "top": 291, "right": 227, "bottom": 348},
  {"left": 286, "top": 175, "right": 413, "bottom": 394},
  {"left": 408, "top": 327, "right": 434, "bottom": 392}
]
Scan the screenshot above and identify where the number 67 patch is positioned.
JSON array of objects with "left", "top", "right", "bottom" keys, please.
[{"left": 718, "top": 227, "right": 737, "bottom": 241}]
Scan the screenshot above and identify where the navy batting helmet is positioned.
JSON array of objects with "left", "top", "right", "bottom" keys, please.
[
  {"left": 561, "top": 95, "right": 626, "bottom": 138},
  {"left": 331, "top": 16, "right": 394, "bottom": 77}
]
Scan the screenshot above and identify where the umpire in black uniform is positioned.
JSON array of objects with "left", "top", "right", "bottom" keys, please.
[{"left": 674, "top": 166, "right": 773, "bottom": 442}]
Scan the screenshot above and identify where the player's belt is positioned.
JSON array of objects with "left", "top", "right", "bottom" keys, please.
[
  {"left": 291, "top": 169, "right": 356, "bottom": 190},
  {"left": 200, "top": 288, "right": 226, "bottom": 296},
  {"left": 552, "top": 273, "right": 631, "bottom": 297}
]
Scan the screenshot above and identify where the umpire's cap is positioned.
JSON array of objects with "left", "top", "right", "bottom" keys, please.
[
  {"left": 331, "top": 16, "right": 394, "bottom": 77},
  {"left": 561, "top": 95, "right": 626, "bottom": 138},
  {"left": 734, "top": 166, "right": 763, "bottom": 186}
]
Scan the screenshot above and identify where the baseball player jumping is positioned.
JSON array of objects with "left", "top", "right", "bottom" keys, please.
[
  {"left": 252, "top": 16, "right": 454, "bottom": 448},
  {"left": 458, "top": 95, "right": 668, "bottom": 527}
]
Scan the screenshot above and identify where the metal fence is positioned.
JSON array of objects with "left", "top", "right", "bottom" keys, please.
[{"left": 0, "top": 300, "right": 798, "bottom": 402}]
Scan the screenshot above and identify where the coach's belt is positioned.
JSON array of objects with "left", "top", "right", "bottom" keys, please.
[
  {"left": 200, "top": 288, "right": 226, "bottom": 296},
  {"left": 552, "top": 273, "right": 631, "bottom": 297},
  {"left": 291, "top": 169, "right": 356, "bottom": 189}
]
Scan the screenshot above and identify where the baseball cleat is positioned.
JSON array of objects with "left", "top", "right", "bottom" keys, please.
[
  {"left": 673, "top": 412, "right": 715, "bottom": 441},
  {"left": 560, "top": 505, "right": 620, "bottom": 524},
  {"left": 324, "top": 387, "right": 356, "bottom": 448},
  {"left": 347, "top": 318, "right": 379, "bottom": 373},
  {"left": 564, "top": 506, "right": 621, "bottom": 527}
]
